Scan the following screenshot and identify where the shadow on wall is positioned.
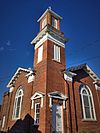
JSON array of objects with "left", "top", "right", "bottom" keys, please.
[{"left": 1, "top": 114, "right": 42, "bottom": 133}]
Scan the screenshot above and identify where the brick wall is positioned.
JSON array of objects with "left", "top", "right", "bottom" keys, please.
[{"left": 67, "top": 69, "right": 100, "bottom": 132}]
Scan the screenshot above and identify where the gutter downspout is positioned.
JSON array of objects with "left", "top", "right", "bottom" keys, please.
[
  {"left": 6, "top": 90, "right": 13, "bottom": 132},
  {"left": 65, "top": 80, "right": 72, "bottom": 133},
  {"left": 72, "top": 78, "right": 78, "bottom": 132}
]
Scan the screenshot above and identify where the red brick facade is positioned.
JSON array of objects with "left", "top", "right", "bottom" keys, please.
[{"left": 0, "top": 8, "right": 100, "bottom": 133}]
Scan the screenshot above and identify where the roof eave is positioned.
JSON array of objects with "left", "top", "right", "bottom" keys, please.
[
  {"left": 37, "top": 8, "right": 62, "bottom": 22},
  {"left": 7, "top": 67, "right": 31, "bottom": 88}
]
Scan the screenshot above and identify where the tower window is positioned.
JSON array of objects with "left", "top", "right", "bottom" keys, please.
[
  {"left": 34, "top": 103, "right": 40, "bottom": 125},
  {"left": 80, "top": 85, "right": 96, "bottom": 120},
  {"left": 52, "top": 17, "right": 57, "bottom": 29},
  {"left": 2, "top": 116, "right": 5, "bottom": 128},
  {"left": 12, "top": 86, "right": 24, "bottom": 119},
  {"left": 54, "top": 45, "right": 60, "bottom": 62},
  {"left": 42, "top": 17, "right": 47, "bottom": 29},
  {"left": 37, "top": 45, "right": 43, "bottom": 63}
]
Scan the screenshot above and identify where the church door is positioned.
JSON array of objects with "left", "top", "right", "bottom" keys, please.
[{"left": 52, "top": 104, "right": 63, "bottom": 133}]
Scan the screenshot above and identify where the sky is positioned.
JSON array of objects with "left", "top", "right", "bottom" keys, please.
[{"left": 0, "top": 0, "right": 100, "bottom": 103}]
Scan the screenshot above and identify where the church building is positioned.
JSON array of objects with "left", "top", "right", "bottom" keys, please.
[{"left": 0, "top": 7, "right": 100, "bottom": 133}]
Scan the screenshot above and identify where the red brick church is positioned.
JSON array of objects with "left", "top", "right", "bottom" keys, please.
[{"left": 0, "top": 7, "right": 100, "bottom": 133}]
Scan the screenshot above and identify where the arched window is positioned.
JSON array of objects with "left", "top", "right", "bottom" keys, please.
[
  {"left": 12, "top": 86, "right": 24, "bottom": 119},
  {"left": 80, "top": 84, "right": 96, "bottom": 120}
]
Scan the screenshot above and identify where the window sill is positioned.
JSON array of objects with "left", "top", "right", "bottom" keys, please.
[
  {"left": 12, "top": 117, "right": 20, "bottom": 121},
  {"left": 52, "top": 59, "right": 61, "bottom": 63},
  {"left": 82, "top": 119, "right": 97, "bottom": 122}
]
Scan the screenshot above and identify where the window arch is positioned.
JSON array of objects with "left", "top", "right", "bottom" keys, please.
[
  {"left": 80, "top": 84, "right": 96, "bottom": 120},
  {"left": 12, "top": 86, "right": 24, "bottom": 119}
]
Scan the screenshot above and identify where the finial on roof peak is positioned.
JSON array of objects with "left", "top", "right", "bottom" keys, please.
[
  {"left": 37, "top": 7, "right": 62, "bottom": 22},
  {"left": 48, "top": 6, "right": 51, "bottom": 10}
]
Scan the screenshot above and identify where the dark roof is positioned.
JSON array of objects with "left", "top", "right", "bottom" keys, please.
[
  {"left": 67, "top": 63, "right": 86, "bottom": 72},
  {"left": 67, "top": 63, "right": 99, "bottom": 83}
]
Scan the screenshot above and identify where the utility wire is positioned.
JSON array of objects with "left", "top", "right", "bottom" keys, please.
[
  {"left": 67, "top": 39, "right": 100, "bottom": 56},
  {"left": 68, "top": 54, "right": 100, "bottom": 66}
]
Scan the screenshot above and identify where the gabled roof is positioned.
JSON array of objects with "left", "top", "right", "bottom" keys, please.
[
  {"left": 31, "top": 91, "right": 45, "bottom": 100},
  {"left": 37, "top": 7, "right": 62, "bottom": 22},
  {"left": 67, "top": 63, "right": 99, "bottom": 83},
  {"left": 7, "top": 67, "right": 32, "bottom": 88},
  {"left": 48, "top": 91, "right": 67, "bottom": 100}
]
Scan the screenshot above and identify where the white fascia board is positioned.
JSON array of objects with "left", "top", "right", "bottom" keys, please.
[
  {"left": 85, "top": 65, "right": 98, "bottom": 81},
  {"left": 31, "top": 92, "right": 45, "bottom": 100},
  {"left": 49, "top": 9, "right": 62, "bottom": 19},
  {"left": 95, "top": 84, "right": 100, "bottom": 90},
  {"left": 47, "top": 33, "right": 65, "bottom": 48},
  {"left": 37, "top": 9, "right": 49, "bottom": 22},
  {"left": 64, "top": 71, "right": 77, "bottom": 77},
  {"left": 9, "top": 87, "right": 14, "bottom": 93},
  {"left": 37, "top": 8, "right": 62, "bottom": 22},
  {"left": 93, "top": 79, "right": 100, "bottom": 84},
  {"left": 64, "top": 71, "right": 76, "bottom": 82},
  {"left": 31, "top": 26, "right": 47, "bottom": 45},
  {"left": 25, "top": 70, "right": 34, "bottom": 77},
  {"left": 7, "top": 67, "right": 30, "bottom": 88},
  {"left": 64, "top": 73, "right": 72, "bottom": 82},
  {"left": 28, "top": 75, "right": 34, "bottom": 83},
  {"left": 34, "top": 33, "right": 48, "bottom": 49},
  {"left": 48, "top": 91, "right": 67, "bottom": 100},
  {"left": 34, "top": 32, "right": 65, "bottom": 49}
]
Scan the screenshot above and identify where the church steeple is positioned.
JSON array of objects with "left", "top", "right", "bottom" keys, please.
[
  {"left": 30, "top": 9, "right": 68, "bottom": 132},
  {"left": 37, "top": 7, "right": 62, "bottom": 31},
  {"left": 31, "top": 8, "right": 67, "bottom": 67}
]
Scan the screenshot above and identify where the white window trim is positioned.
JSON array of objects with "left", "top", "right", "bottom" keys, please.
[
  {"left": 34, "top": 33, "right": 65, "bottom": 50},
  {"left": 12, "top": 87, "right": 23, "bottom": 120},
  {"left": 37, "top": 45, "right": 43, "bottom": 63},
  {"left": 52, "top": 17, "right": 57, "bottom": 29},
  {"left": 95, "top": 84, "right": 100, "bottom": 90},
  {"left": 48, "top": 91, "right": 67, "bottom": 109},
  {"left": 31, "top": 92, "right": 44, "bottom": 109},
  {"left": 34, "top": 103, "right": 40, "bottom": 125},
  {"left": 2, "top": 116, "right": 5, "bottom": 129},
  {"left": 0, "top": 119, "right": 1, "bottom": 126},
  {"left": 80, "top": 85, "right": 96, "bottom": 120},
  {"left": 53, "top": 45, "right": 60, "bottom": 62},
  {"left": 42, "top": 18, "right": 47, "bottom": 29}
]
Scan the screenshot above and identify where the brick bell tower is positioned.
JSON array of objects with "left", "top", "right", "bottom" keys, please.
[{"left": 31, "top": 7, "right": 68, "bottom": 133}]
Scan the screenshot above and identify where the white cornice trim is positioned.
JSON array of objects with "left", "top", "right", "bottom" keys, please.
[
  {"left": 9, "top": 87, "right": 14, "bottom": 93},
  {"left": 34, "top": 33, "right": 65, "bottom": 49},
  {"left": 31, "top": 26, "right": 67, "bottom": 46},
  {"left": 85, "top": 65, "right": 99, "bottom": 82},
  {"left": 48, "top": 91, "right": 67, "bottom": 100},
  {"left": 31, "top": 92, "right": 45, "bottom": 108},
  {"left": 68, "top": 64, "right": 99, "bottom": 83},
  {"left": 95, "top": 84, "right": 100, "bottom": 90},
  {"left": 48, "top": 33, "right": 65, "bottom": 48},
  {"left": 34, "top": 33, "right": 48, "bottom": 49},
  {"left": 7, "top": 67, "right": 31, "bottom": 88},
  {"left": 64, "top": 71, "right": 77, "bottom": 82},
  {"left": 48, "top": 91, "right": 67, "bottom": 109},
  {"left": 37, "top": 8, "right": 62, "bottom": 22}
]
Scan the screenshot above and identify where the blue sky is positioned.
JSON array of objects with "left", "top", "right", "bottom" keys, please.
[{"left": 0, "top": 0, "right": 100, "bottom": 103}]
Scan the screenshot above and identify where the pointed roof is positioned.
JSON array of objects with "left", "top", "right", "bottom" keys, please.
[
  {"left": 37, "top": 7, "right": 62, "bottom": 22},
  {"left": 67, "top": 63, "right": 99, "bottom": 83},
  {"left": 7, "top": 67, "right": 32, "bottom": 88},
  {"left": 48, "top": 91, "right": 67, "bottom": 100}
]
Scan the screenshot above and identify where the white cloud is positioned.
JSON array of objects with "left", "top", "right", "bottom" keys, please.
[
  {"left": 0, "top": 47, "right": 4, "bottom": 51},
  {"left": 6, "top": 41, "right": 11, "bottom": 46}
]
